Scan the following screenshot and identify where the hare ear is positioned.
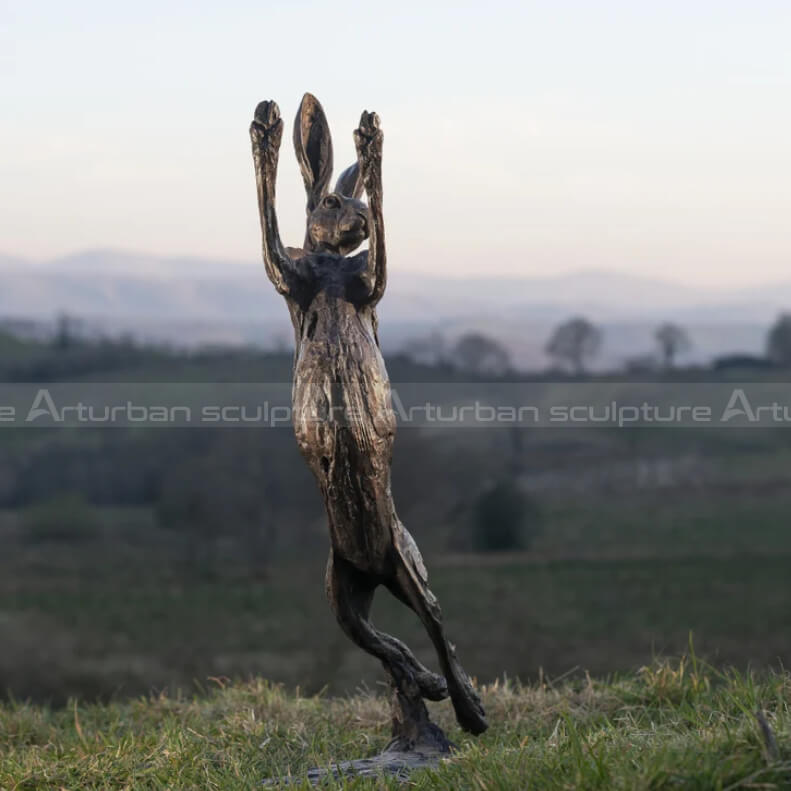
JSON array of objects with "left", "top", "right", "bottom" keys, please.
[
  {"left": 293, "top": 93, "right": 333, "bottom": 212},
  {"left": 335, "top": 162, "right": 363, "bottom": 199}
]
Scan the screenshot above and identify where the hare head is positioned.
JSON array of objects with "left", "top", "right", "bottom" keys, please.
[{"left": 294, "top": 93, "right": 368, "bottom": 256}]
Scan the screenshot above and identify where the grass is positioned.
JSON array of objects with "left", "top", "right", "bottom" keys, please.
[{"left": 0, "top": 655, "right": 789, "bottom": 789}]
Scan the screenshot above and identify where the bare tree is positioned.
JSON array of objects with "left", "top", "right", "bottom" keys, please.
[
  {"left": 54, "top": 313, "right": 78, "bottom": 350},
  {"left": 401, "top": 330, "right": 448, "bottom": 366},
  {"left": 655, "top": 322, "right": 691, "bottom": 369},
  {"left": 452, "top": 332, "right": 511, "bottom": 376},
  {"left": 545, "top": 317, "right": 602, "bottom": 374},
  {"left": 767, "top": 313, "right": 791, "bottom": 366}
]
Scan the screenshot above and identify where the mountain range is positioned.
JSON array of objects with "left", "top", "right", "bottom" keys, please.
[{"left": 0, "top": 250, "right": 785, "bottom": 369}]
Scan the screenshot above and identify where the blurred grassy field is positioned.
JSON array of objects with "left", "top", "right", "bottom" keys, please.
[
  {"left": 2, "top": 476, "right": 790, "bottom": 704},
  {"left": 1, "top": 337, "right": 790, "bottom": 707}
]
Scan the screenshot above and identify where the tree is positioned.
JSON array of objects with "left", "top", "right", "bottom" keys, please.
[
  {"left": 400, "top": 330, "right": 448, "bottom": 366},
  {"left": 470, "top": 479, "right": 541, "bottom": 552},
  {"left": 655, "top": 322, "right": 691, "bottom": 369},
  {"left": 545, "top": 317, "right": 602, "bottom": 374},
  {"left": 767, "top": 313, "right": 791, "bottom": 367},
  {"left": 451, "top": 332, "right": 511, "bottom": 376},
  {"left": 54, "top": 313, "right": 76, "bottom": 350}
]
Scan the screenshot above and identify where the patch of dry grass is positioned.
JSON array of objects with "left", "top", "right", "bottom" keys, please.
[{"left": 1, "top": 655, "right": 789, "bottom": 789}]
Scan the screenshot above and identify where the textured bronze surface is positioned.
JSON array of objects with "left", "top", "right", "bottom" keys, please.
[{"left": 250, "top": 94, "right": 487, "bottom": 754}]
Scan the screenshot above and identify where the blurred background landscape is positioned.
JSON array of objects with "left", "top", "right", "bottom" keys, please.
[
  {"left": 1, "top": 273, "right": 790, "bottom": 705},
  {"left": 2, "top": 0, "right": 790, "bottom": 709},
  {"left": 0, "top": 248, "right": 786, "bottom": 369}
]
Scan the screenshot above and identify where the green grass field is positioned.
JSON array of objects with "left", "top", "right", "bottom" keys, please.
[
  {"left": 2, "top": 476, "right": 791, "bottom": 704},
  {"left": 3, "top": 549, "right": 790, "bottom": 707},
  {"left": 1, "top": 656, "right": 789, "bottom": 789}
]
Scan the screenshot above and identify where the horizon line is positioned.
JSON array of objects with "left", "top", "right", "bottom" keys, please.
[{"left": 0, "top": 247, "right": 784, "bottom": 293}]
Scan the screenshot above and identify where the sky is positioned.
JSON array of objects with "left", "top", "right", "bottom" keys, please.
[{"left": 1, "top": 0, "right": 789, "bottom": 287}]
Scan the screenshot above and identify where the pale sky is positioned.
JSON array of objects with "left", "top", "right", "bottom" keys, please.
[{"left": 1, "top": 0, "right": 789, "bottom": 287}]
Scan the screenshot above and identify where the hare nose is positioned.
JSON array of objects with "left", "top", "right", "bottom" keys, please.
[{"left": 340, "top": 213, "right": 366, "bottom": 233}]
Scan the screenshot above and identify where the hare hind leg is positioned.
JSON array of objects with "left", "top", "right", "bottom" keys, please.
[
  {"left": 387, "top": 558, "right": 489, "bottom": 735},
  {"left": 325, "top": 551, "right": 448, "bottom": 702}
]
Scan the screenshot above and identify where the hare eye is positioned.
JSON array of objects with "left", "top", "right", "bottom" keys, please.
[{"left": 323, "top": 194, "right": 341, "bottom": 209}]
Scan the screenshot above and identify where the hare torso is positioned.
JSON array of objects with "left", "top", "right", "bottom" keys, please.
[{"left": 289, "top": 263, "right": 397, "bottom": 573}]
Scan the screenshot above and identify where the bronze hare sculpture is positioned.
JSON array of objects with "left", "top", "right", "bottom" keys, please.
[{"left": 250, "top": 94, "right": 487, "bottom": 750}]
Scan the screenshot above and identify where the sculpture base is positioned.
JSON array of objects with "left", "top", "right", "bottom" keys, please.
[
  {"left": 264, "top": 675, "right": 454, "bottom": 786},
  {"left": 265, "top": 740, "right": 451, "bottom": 786},
  {"left": 298, "top": 742, "right": 449, "bottom": 785}
]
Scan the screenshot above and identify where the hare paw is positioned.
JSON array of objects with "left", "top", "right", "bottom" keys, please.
[
  {"left": 354, "top": 110, "right": 382, "bottom": 175},
  {"left": 250, "top": 100, "right": 283, "bottom": 152}
]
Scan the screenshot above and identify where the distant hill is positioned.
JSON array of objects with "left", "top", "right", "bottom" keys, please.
[{"left": 0, "top": 249, "right": 785, "bottom": 368}]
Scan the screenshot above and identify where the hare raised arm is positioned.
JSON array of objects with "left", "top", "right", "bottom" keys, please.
[
  {"left": 249, "top": 101, "right": 303, "bottom": 297},
  {"left": 354, "top": 110, "right": 387, "bottom": 304}
]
